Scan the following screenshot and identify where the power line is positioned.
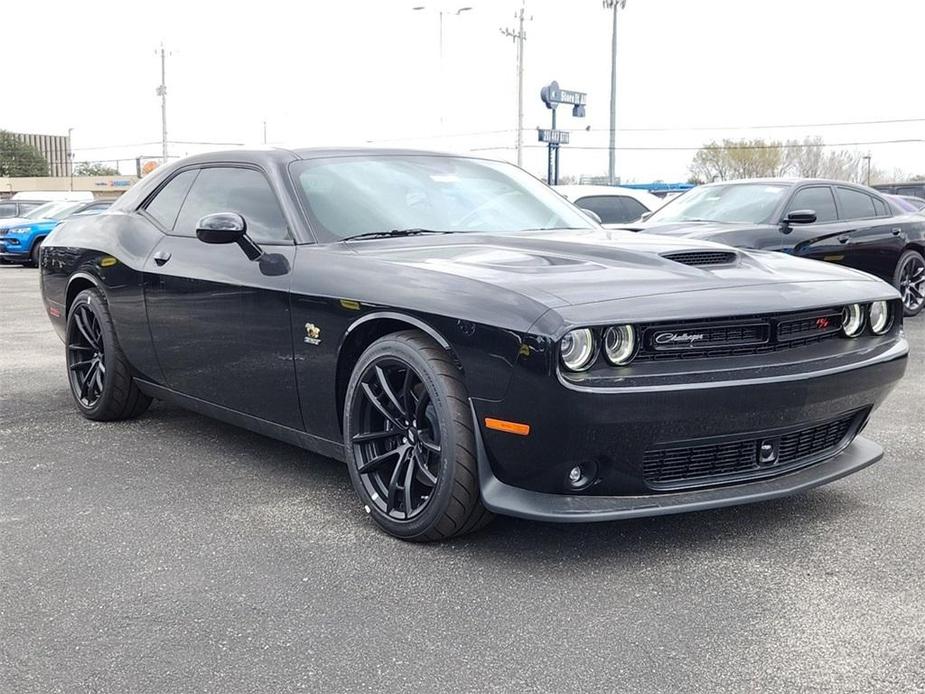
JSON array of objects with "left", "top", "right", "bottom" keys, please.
[
  {"left": 470, "top": 138, "right": 925, "bottom": 153},
  {"left": 590, "top": 116, "right": 925, "bottom": 133}
]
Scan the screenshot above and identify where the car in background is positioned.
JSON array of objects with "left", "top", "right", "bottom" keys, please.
[
  {"left": 0, "top": 199, "right": 112, "bottom": 266},
  {"left": 0, "top": 199, "right": 47, "bottom": 219},
  {"left": 622, "top": 179, "right": 925, "bottom": 317},
  {"left": 554, "top": 184, "right": 663, "bottom": 226},
  {"left": 873, "top": 182, "right": 925, "bottom": 200},
  {"left": 885, "top": 194, "right": 925, "bottom": 214},
  {"left": 11, "top": 190, "right": 95, "bottom": 202}
]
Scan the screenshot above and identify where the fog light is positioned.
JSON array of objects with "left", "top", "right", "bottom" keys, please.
[
  {"left": 565, "top": 461, "right": 597, "bottom": 491},
  {"left": 568, "top": 466, "right": 583, "bottom": 483}
]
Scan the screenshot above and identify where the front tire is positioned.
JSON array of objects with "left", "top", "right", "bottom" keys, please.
[
  {"left": 29, "top": 238, "right": 43, "bottom": 268},
  {"left": 66, "top": 288, "right": 152, "bottom": 421},
  {"left": 894, "top": 249, "right": 925, "bottom": 317},
  {"left": 343, "top": 331, "right": 493, "bottom": 541}
]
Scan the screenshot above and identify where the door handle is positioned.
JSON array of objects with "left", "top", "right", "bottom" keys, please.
[
  {"left": 837, "top": 235, "right": 850, "bottom": 244},
  {"left": 892, "top": 228, "right": 902, "bottom": 236},
  {"left": 153, "top": 250, "right": 171, "bottom": 265}
]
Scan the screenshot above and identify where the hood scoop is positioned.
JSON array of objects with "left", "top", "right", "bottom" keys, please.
[{"left": 661, "top": 250, "right": 738, "bottom": 267}]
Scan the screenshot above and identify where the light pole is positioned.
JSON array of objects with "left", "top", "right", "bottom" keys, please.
[
  {"left": 412, "top": 5, "right": 473, "bottom": 129},
  {"left": 603, "top": 0, "right": 626, "bottom": 185},
  {"left": 156, "top": 44, "right": 169, "bottom": 164}
]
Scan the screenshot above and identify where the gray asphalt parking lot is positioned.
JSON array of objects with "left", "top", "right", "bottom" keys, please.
[{"left": 1, "top": 263, "right": 923, "bottom": 693}]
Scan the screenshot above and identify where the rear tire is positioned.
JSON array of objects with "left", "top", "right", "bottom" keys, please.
[
  {"left": 343, "top": 330, "right": 493, "bottom": 541},
  {"left": 894, "top": 249, "right": 925, "bottom": 317},
  {"left": 66, "top": 288, "right": 152, "bottom": 421},
  {"left": 29, "top": 238, "right": 43, "bottom": 268}
]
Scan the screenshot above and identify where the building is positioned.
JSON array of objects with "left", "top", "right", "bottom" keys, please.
[
  {"left": 10, "top": 131, "right": 72, "bottom": 177},
  {"left": 0, "top": 175, "right": 137, "bottom": 200}
]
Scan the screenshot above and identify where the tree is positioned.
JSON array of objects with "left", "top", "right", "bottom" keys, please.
[
  {"left": 74, "top": 162, "right": 120, "bottom": 176},
  {"left": 0, "top": 130, "right": 48, "bottom": 177}
]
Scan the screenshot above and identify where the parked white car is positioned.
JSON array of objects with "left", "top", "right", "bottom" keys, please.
[{"left": 554, "top": 185, "right": 664, "bottom": 226}]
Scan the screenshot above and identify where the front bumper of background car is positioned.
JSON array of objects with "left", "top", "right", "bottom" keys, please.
[{"left": 471, "top": 333, "right": 908, "bottom": 521}]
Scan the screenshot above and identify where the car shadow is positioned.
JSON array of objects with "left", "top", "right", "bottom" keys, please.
[{"left": 140, "top": 400, "right": 859, "bottom": 564}]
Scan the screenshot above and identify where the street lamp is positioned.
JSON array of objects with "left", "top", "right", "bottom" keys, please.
[
  {"left": 67, "top": 127, "right": 74, "bottom": 191},
  {"left": 603, "top": 0, "right": 626, "bottom": 185},
  {"left": 411, "top": 5, "right": 473, "bottom": 129}
]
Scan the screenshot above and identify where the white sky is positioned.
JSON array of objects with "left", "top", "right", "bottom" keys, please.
[{"left": 5, "top": 0, "right": 924, "bottom": 181}]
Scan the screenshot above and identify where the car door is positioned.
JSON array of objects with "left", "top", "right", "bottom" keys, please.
[
  {"left": 833, "top": 186, "right": 904, "bottom": 281},
  {"left": 780, "top": 185, "right": 853, "bottom": 261},
  {"left": 142, "top": 165, "right": 302, "bottom": 429}
]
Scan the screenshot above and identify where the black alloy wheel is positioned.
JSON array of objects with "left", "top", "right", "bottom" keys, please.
[
  {"left": 895, "top": 250, "right": 925, "bottom": 317},
  {"left": 65, "top": 288, "right": 152, "bottom": 421},
  {"left": 351, "top": 358, "right": 442, "bottom": 520},
  {"left": 68, "top": 302, "right": 107, "bottom": 408},
  {"left": 344, "top": 330, "right": 492, "bottom": 541}
]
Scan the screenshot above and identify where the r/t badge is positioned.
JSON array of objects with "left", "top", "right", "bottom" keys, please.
[{"left": 304, "top": 323, "right": 322, "bottom": 345}]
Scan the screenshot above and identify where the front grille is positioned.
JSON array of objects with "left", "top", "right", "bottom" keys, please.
[
  {"left": 642, "top": 412, "right": 860, "bottom": 489},
  {"left": 634, "top": 308, "right": 843, "bottom": 362},
  {"left": 662, "top": 250, "right": 738, "bottom": 266}
]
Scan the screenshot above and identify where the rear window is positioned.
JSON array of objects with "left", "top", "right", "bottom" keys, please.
[{"left": 836, "top": 187, "right": 877, "bottom": 220}]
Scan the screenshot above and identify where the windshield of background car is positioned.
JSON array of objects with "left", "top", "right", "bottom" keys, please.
[
  {"left": 646, "top": 183, "right": 790, "bottom": 224},
  {"left": 291, "top": 155, "right": 595, "bottom": 241},
  {"left": 24, "top": 201, "right": 84, "bottom": 220}
]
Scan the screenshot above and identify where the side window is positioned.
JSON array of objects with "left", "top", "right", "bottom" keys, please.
[
  {"left": 173, "top": 167, "right": 289, "bottom": 243},
  {"left": 0, "top": 203, "right": 17, "bottom": 218},
  {"left": 872, "top": 197, "right": 888, "bottom": 217},
  {"left": 836, "top": 187, "right": 877, "bottom": 220},
  {"left": 787, "top": 186, "right": 837, "bottom": 223},
  {"left": 897, "top": 187, "right": 923, "bottom": 199},
  {"left": 575, "top": 195, "right": 627, "bottom": 224},
  {"left": 621, "top": 197, "right": 648, "bottom": 221},
  {"left": 144, "top": 169, "right": 198, "bottom": 230}
]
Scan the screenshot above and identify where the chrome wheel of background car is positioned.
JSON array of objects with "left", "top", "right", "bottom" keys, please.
[
  {"left": 350, "top": 358, "right": 442, "bottom": 521},
  {"left": 899, "top": 254, "right": 925, "bottom": 313},
  {"left": 67, "top": 303, "right": 106, "bottom": 407}
]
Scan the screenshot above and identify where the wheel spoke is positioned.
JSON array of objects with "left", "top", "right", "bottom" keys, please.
[
  {"left": 414, "top": 453, "right": 438, "bottom": 486},
  {"left": 357, "top": 446, "right": 401, "bottom": 474},
  {"left": 361, "top": 382, "right": 405, "bottom": 430},
  {"left": 74, "top": 309, "right": 100, "bottom": 350},
  {"left": 375, "top": 365, "right": 406, "bottom": 418},
  {"left": 79, "top": 362, "right": 97, "bottom": 400},
  {"left": 385, "top": 450, "right": 408, "bottom": 513},
  {"left": 69, "top": 359, "right": 94, "bottom": 371},
  {"left": 403, "top": 452, "right": 417, "bottom": 518},
  {"left": 419, "top": 436, "right": 441, "bottom": 455},
  {"left": 68, "top": 343, "right": 94, "bottom": 353},
  {"left": 352, "top": 428, "right": 403, "bottom": 444}
]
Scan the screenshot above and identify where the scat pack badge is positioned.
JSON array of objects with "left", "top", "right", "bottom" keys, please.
[{"left": 304, "top": 323, "right": 322, "bottom": 346}]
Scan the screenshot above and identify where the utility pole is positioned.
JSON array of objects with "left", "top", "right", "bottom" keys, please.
[
  {"left": 603, "top": 0, "right": 626, "bottom": 185},
  {"left": 263, "top": 120, "right": 268, "bottom": 145},
  {"left": 67, "top": 127, "right": 74, "bottom": 191},
  {"left": 863, "top": 152, "right": 872, "bottom": 185},
  {"left": 501, "top": 2, "right": 531, "bottom": 168},
  {"left": 156, "top": 44, "right": 169, "bottom": 164}
]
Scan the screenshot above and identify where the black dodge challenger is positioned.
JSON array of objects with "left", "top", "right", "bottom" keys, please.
[
  {"left": 626, "top": 179, "right": 925, "bottom": 317},
  {"left": 39, "top": 149, "right": 909, "bottom": 541}
]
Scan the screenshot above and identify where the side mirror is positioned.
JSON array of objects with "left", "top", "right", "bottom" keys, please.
[
  {"left": 580, "top": 207, "right": 603, "bottom": 225},
  {"left": 640, "top": 211, "right": 654, "bottom": 222},
  {"left": 196, "top": 212, "right": 247, "bottom": 244},
  {"left": 196, "top": 212, "right": 263, "bottom": 261}
]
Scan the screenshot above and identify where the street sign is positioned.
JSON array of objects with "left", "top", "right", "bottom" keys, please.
[
  {"left": 540, "top": 80, "right": 587, "bottom": 111},
  {"left": 538, "top": 129, "right": 570, "bottom": 145}
]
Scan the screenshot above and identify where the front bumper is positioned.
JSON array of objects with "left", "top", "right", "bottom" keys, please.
[
  {"left": 0, "top": 239, "right": 29, "bottom": 260},
  {"left": 472, "top": 333, "right": 907, "bottom": 518},
  {"left": 477, "top": 432, "right": 882, "bottom": 522}
]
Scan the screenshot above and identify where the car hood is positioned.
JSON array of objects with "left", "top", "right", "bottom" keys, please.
[
  {"left": 349, "top": 228, "right": 880, "bottom": 309},
  {"left": 0, "top": 216, "right": 32, "bottom": 230},
  {"left": 614, "top": 219, "right": 769, "bottom": 239},
  {"left": 0, "top": 217, "right": 58, "bottom": 231}
]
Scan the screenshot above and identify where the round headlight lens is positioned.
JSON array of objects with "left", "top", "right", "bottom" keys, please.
[
  {"left": 560, "top": 329, "right": 596, "bottom": 371},
  {"left": 603, "top": 325, "right": 636, "bottom": 365},
  {"left": 842, "top": 304, "right": 864, "bottom": 337},
  {"left": 868, "top": 301, "right": 891, "bottom": 335}
]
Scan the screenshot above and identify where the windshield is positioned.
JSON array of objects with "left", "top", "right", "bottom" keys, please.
[
  {"left": 24, "top": 201, "right": 84, "bottom": 220},
  {"left": 646, "top": 183, "right": 790, "bottom": 225},
  {"left": 290, "top": 155, "right": 594, "bottom": 241}
]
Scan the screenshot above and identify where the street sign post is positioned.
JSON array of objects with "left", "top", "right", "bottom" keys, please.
[{"left": 539, "top": 80, "right": 586, "bottom": 185}]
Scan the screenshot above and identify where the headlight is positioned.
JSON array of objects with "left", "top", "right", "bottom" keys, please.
[
  {"left": 603, "top": 325, "right": 636, "bottom": 365},
  {"left": 560, "top": 329, "right": 596, "bottom": 371},
  {"left": 842, "top": 304, "right": 864, "bottom": 337},
  {"left": 7, "top": 225, "right": 31, "bottom": 234},
  {"left": 868, "top": 301, "right": 891, "bottom": 335}
]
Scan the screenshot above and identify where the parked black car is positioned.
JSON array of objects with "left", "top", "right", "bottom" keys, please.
[
  {"left": 873, "top": 182, "right": 925, "bottom": 200},
  {"left": 39, "top": 150, "right": 908, "bottom": 541},
  {"left": 626, "top": 179, "right": 925, "bottom": 316}
]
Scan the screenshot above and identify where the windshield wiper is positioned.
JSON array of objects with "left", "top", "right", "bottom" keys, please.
[{"left": 342, "top": 228, "right": 456, "bottom": 241}]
